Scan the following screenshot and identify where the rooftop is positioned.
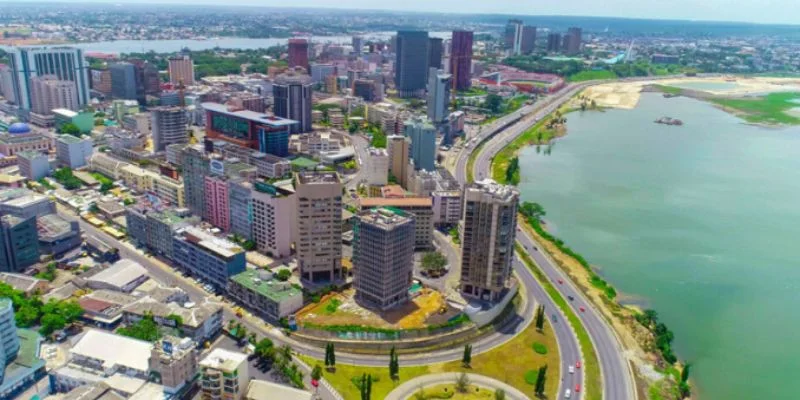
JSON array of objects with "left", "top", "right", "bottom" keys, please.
[
  {"left": 359, "top": 196, "right": 432, "bottom": 208},
  {"left": 202, "top": 102, "right": 298, "bottom": 127},
  {"left": 52, "top": 108, "right": 78, "bottom": 118},
  {"left": 0, "top": 273, "right": 47, "bottom": 293},
  {"left": 69, "top": 329, "right": 152, "bottom": 373},
  {"left": 178, "top": 226, "right": 243, "bottom": 259},
  {"left": 199, "top": 348, "right": 247, "bottom": 372},
  {"left": 367, "top": 147, "right": 388, "bottom": 157},
  {"left": 57, "top": 134, "right": 89, "bottom": 144},
  {"left": 470, "top": 179, "right": 520, "bottom": 202},
  {"left": 230, "top": 269, "right": 303, "bottom": 303},
  {"left": 246, "top": 379, "right": 313, "bottom": 400},
  {"left": 297, "top": 170, "right": 340, "bottom": 184},
  {"left": 87, "top": 259, "right": 148, "bottom": 289},
  {"left": 359, "top": 207, "right": 413, "bottom": 229},
  {"left": 37, "top": 213, "right": 76, "bottom": 239},
  {"left": 124, "top": 297, "right": 222, "bottom": 328}
]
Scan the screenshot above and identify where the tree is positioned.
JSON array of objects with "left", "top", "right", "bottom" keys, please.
[
  {"left": 242, "top": 240, "right": 256, "bottom": 251},
  {"left": 389, "top": 346, "right": 399, "bottom": 380},
  {"left": 311, "top": 364, "right": 322, "bottom": 381},
  {"left": 462, "top": 344, "right": 472, "bottom": 368},
  {"left": 455, "top": 372, "right": 470, "bottom": 393},
  {"left": 59, "top": 122, "right": 81, "bottom": 137},
  {"left": 275, "top": 269, "right": 291, "bottom": 282},
  {"left": 505, "top": 156, "right": 520, "bottom": 185},
  {"left": 495, "top": 388, "right": 506, "bottom": 400},
  {"left": 520, "top": 202, "right": 546, "bottom": 221},
  {"left": 534, "top": 365, "right": 548, "bottom": 397},
  {"left": 421, "top": 252, "right": 447, "bottom": 277},
  {"left": 255, "top": 338, "right": 275, "bottom": 363},
  {"left": 535, "top": 304, "right": 545, "bottom": 332},
  {"left": 484, "top": 94, "right": 503, "bottom": 114}
]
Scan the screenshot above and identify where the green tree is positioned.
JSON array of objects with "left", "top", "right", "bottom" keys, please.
[
  {"left": 462, "top": 344, "right": 472, "bottom": 368},
  {"left": 39, "top": 313, "right": 66, "bottom": 336},
  {"left": 59, "top": 122, "right": 81, "bottom": 137},
  {"left": 535, "top": 304, "right": 545, "bottom": 332},
  {"left": 520, "top": 202, "right": 546, "bottom": 221},
  {"left": 255, "top": 338, "right": 275, "bottom": 363},
  {"left": 389, "top": 346, "right": 398, "bottom": 380},
  {"left": 484, "top": 94, "right": 503, "bottom": 114},
  {"left": 421, "top": 252, "right": 447, "bottom": 276},
  {"left": 311, "top": 364, "right": 322, "bottom": 381},
  {"left": 535, "top": 365, "right": 548, "bottom": 397},
  {"left": 495, "top": 388, "right": 506, "bottom": 400},
  {"left": 275, "top": 269, "right": 291, "bottom": 281},
  {"left": 118, "top": 313, "right": 161, "bottom": 341},
  {"left": 505, "top": 156, "right": 520, "bottom": 184},
  {"left": 455, "top": 372, "right": 470, "bottom": 393}
]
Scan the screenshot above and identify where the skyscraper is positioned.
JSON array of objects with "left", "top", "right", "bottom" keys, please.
[
  {"left": 450, "top": 30, "right": 474, "bottom": 91},
  {"left": 0, "top": 215, "right": 39, "bottom": 274},
  {"left": 1, "top": 298, "right": 20, "bottom": 368},
  {"left": 110, "top": 62, "right": 138, "bottom": 101},
  {"left": 504, "top": 19, "right": 524, "bottom": 54},
  {"left": 460, "top": 180, "right": 519, "bottom": 302},
  {"left": 0, "top": 65, "right": 15, "bottom": 104},
  {"left": 521, "top": 26, "right": 537, "bottom": 54},
  {"left": 288, "top": 38, "right": 310, "bottom": 73},
  {"left": 353, "top": 208, "right": 415, "bottom": 310},
  {"left": 273, "top": 72, "right": 313, "bottom": 134},
  {"left": 29, "top": 75, "right": 79, "bottom": 115},
  {"left": 251, "top": 182, "right": 295, "bottom": 258},
  {"left": 294, "top": 171, "right": 342, "bottom": 283},
  {"left": 395, "top": 31, "right": 429, "bottom": 98},
  {"left": 428, "top": 37, "right": 443, "bottom": 71},
  {"left": 7, "top": 46, "right": 91, "bottom": 111},
  {"left": 427, "top": 68, "right": 452, "bottom": 124},
  {"left": 181, "top": 145, "right": 209, "bottom": 221},
  {"left": 130, "top": 59, "right": 160, "bottom": 96},
  {"left": 151, "top": 106, "right": 188, "bottom": 151},
  {"left": 547, "top": 33, "right": 563, "bottom": 53},
  {"left": 563, "top": 27, "right": 583, "bottom": 55},
  {"left": 168, "top": 55, "right": 195, "bottom": 86},
  {"left": 404, "top": 117, "right": 437, "bottom": 172},
  {"left": 352, "top": 36, "right": 364, "bottom": 56}
]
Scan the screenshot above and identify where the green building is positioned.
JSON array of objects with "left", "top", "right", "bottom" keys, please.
[{"left": 53, "top": 109, "right": 94, "bottom": 134}]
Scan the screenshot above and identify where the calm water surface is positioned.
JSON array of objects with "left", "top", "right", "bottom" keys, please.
[{"left": 518, "top": 93, "right": 800, "bottom": 399}]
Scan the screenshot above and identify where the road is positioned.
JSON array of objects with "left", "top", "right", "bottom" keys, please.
[
  {"left": 345, "top": 134, "right": 371, "bottom": 191},
  {"left": 458, "top": 83, "right": 636, "bottom": 400}
]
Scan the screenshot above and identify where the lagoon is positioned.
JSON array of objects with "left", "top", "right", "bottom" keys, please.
[{"left": 518, "top": 93, "right": 800, "bottom": 399}]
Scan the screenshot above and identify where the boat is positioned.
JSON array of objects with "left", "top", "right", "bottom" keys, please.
[{"left": 654, "top": 117, "right": 683, "bottom": 126}]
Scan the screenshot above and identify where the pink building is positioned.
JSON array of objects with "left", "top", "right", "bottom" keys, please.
[{"left": 204, "top": 175, "right": 230, "bottom": 232}]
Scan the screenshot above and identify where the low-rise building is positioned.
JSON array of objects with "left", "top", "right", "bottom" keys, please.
[
  {"left": 432, "top": 190, "right": 462, "bottom": 226},
  {"left": 86, "top": 259, "right": 149, "bottom": 293},
  {"left": 126, "top": 204, "right": 199, "bottom": 260},
  {"left": 228, "top": 269, "right": 303, "bottom": 322},
  {"left": 36, "top": 213, "right": 82, "bottom": 256},
  {"left": 0, "top": 188, "right": 55, "bottom": 219},
  {"left": 199, "top": 348, "right": 250, "bottom": 400},
  {"left": 123, "top": 298, "right": 223, "bottom": 343},
  {"left": 245, "top": 379, "right": 313, "bottom": 400},
  {"left": 172, "top": 226, "right": 246, "bottom": 291},
  {"left": 55, "top": 134, "right": 93, "bottom": 169},
  {"left": 16, "top": 151, "right": 50, "bottom": 180},
  {"left": 88, "top": 153, "right": 129, "bottom": 180},
  {"left": 149, "top": 336, "right": 197, "bottom": 395},
  {"left": 0, "top": 273, "right": 49, "bottom": 295}
]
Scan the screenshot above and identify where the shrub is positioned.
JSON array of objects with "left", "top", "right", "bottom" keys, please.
[
  {"left": 524, "top": 369, "right": 538, "bottom": 385},
  {"left": 532, "top": 342, "right": 548, "bottom": 355}
]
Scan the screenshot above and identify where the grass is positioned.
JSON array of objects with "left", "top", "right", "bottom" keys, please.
[
  {"left": 465, "top": 139, "right": 486, "bottom": 183},
  {"left": 516, "top": 243, "right": 602, "bottom": 400},
  {"left": 567, "top": 70, "right": 617, "bottom": 82},
  {"left": 532, "top": 342, "right": 547, "bottom": 355},
  {"left": 491, "top": 117, "right": 559, "bottom": 183},
  {"left": 418, "top": 384, "right": 496, "bottom": 399},
  {"left": 711, "top": 91, "right": 800, "bottom": 125},
  {"left": 89, "top": 172, "right": 114, "bottom": 186},
  {"left": 652, "top": 84, "right": 683, "bottom": 96},
  {"left": 458, "top": 87, "right": 488, "bottom": 96}
]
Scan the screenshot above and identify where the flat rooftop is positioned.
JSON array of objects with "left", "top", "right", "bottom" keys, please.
[
  {"left": 199, "top": 348, "right": 247, "bottom": 373},
  {"left": 297, "top": 171, "right": 340, "bottom": 184},
  {"left": 202, "top": 102, "right": 298, "bottom": 127},
  {"left": 69, "top": 329, "right": 152, "bottom": 373},
  {"left": 246, "top": 379, "right": 313, "bottom": 400},
  {"left": 359, "top": 196, "right": 432, "bottom": 208},
  {"left": 359, "top": 207, "right": 413, "bottom": 229},
  {"left": 230, "top": 269, "right": 302, "bottom": 303},
  {"left": 179, "top": 226, "right": 243, "bottom": 259}
]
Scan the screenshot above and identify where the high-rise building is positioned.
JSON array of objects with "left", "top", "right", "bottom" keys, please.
[
  {"left": 16, "top": 151, "right": 50, "bottom": 180},
  {"left": 0, "top": 298, "right": 20, "bottom": 367},
  {"left": 130, "top": 59, "right": 160, "bottom": 96},
  {"left": 6, "top": 46, "right": 90, "bottom": 111},
  {"left": 358, "top": 197, "right": 433, "bottom": 250},
  {"left": 310, "top": 64, "right": 336, "bottom": 84},
  {"left": 353, "top": 208, "right": 415, "bottom": 310},
  {"left": 204, "top": 175, "right": 230, "bottom": 232},
  {"left": 450, "top": 31, "right": 474, "bottom": 91},
  {"left": 55, "top": 134, "right": 93, "bottom": 169},
  {"left": 288, "top": 38, "right": 310, "bottom": 73},
  {"left": 228, "top": 179, "right": 253, "bottom": 241},
  {"left": 428, "top": 37, "right": 443, "bottom": 71},
  {"left": 0, "top": 65, "right": 16, "bottom": 104},
  {"left": 181, "top": 145, "right": 209, "bottom": 218},
  {"left": 563, "top": 27, "right": 583, "bottom": 55},
  {"left": 0, "top": 215, "right": 39, "bottom": 274},
  {"left": 547, "top": 33, "right": 563, "bottom": 53},
  {"left": 460, "top": 179, "right": 519, "bottom": 302},
  {"left": 151, "top": 106, "right": 188, "bottom": 151},
  {"left": 89, "top": 68, "right": 112, "bottom": 96},
  {"left": 395, "top": 31, "right": 429, "bottom": 98},
  {"left": 364, "top": 147, "right": 389, "bottom": 186},
  {"left": 387, "top": 135, "right": 410, "bottom": 188},
  {"left": 504, "top": 19, "right": 524, "bottom": 54},
  {"left": 199, "top": 349, "right": 250, "bottom": 400},
  {"left": 352, "top": 36, "right": 364, "bottom": 55},
  {"left": 295, "top": 171, "right": 342, "bottom": 283},
  {"left": 203, "top": 102, "right": 296, "bottom": 155},
  {"left": 29, "top": 75, "right": 79, "bottom": 115},
  {"left": 168, "top": 55, "right": 195, "bottom": 86},
  {"left": 149, "top": 336, "right": 197, "bottom": 395},
  {"left": 521, "top": 26, "right": 537, "bottom": 54},
  {"left": 273, "top": 72, "right": 313, "bottom": 134},
  {"left": 110, "top": 62, "right": 139, "bottom": 101},
  {"left": 251, "top": 182, "right": 295, "bottom": 258},
  {"left": 427, "top": 68, "right": 452, "bottom": 124},
  {"left": 404, "top": 117, "right": 437, "bottom": 172}
]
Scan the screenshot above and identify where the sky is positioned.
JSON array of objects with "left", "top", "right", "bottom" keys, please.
[{"left": 14, "top": 0, "right": 800, "bottom": 25}]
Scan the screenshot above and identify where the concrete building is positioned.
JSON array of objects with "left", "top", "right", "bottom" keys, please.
[
  {"left": 228, "top": 179, "right": 253, "bottom": 241},
  {"left": 88, "top": 152, "right": 128, "bottom": 180},
  {"left": 0, "top": 215, "right": 39, "bottom": 274},
  {"left": 36, "top": 213, "right": 81, "bottom": 255},
  {"left": 228, "top": 269, "right": 304, "bottom": 321},
  {"left": 110, "top": 62, "right": 138, "bottom": 101},
  {"left": 426, "top": 68, "right": 452, "bottom": 124},
  {"left": 404, "top": 117, "right": 436, "bottom": 172},
  {"left": 364, "top": 147, "right": 389, "bottom": 186},
  {"left": 149, "top": 336, "right": 197, "bottom": 395},
  {"left": 251, "top": 182, "right": 295, "bottom": 258},
  {"left": 386, "top": 135, "right": 410, "bottom": 188},
  {"left": 168, "top": 55, "right": 195, "bottom": 86},
  {"left": 0, "top": 123, "right": 52, "bottom": 156},
  {"left": 460, "top": 179, "right": 519, "bottom": 302},
  {"left": 352, "top": 36, "right": 364, "bottom": 55},
  {"left": 273, "top": 72, "right": 313, "bottom": 134},
  {"left": 563, "top": 27, "right": 583, "bottom": 55},
  {"left": 353, "top": 208, "right": 415, "bottom": 310},
  {"left": 358, "top": 197, "right": 433, "bottom": 250},
  {"left": 55, "top": 134, "right": 93, "bottom": 169},
  {"left": 87, "top": 259, "right": 149, "bottom": 293},
  {"left": 0, "top": 298, "right": 19, "bottom": 368},
  {"left": 0, "top": 299, "right": 45, "bottom": 399},
  {"left": 547, "top": 33, "right": 562, "bottom": 53},
  {"left": 0, "top": 65, "right": 16, "bottom": 104},
  {"left": 295, "top": 171, "right": 342, "bottom": 283},
  {"left": 29, "top": 75, "right": 79, "bottom": 115},
  {"left": 53, "top": 108, "right": 94, "bottom": 134},
  {"left": 151, "top": 106, "right": 188, "bottom": 152},
  {"left": 203, "top": 102, "right": 297, "bottom": 156},
  {"left": 172, "top": 226, "right": 246, "bottom": 291},
  {"left": 505, "top": 19, "right": 524, "bottom": 54},
  {"left": 204, "top": 174, "right": 230, "bottom": 232},
  {"left": 288, "top": 38, "right": 310, "bottom": 72},
  {"left": 353, "top": 79, "right": 382, "bottom": 102},
  {"left": 199, "top": 348, "right": 250, "bottom": 400},
  {"left": 90, "top": 68, "right": 112, "bottom": 96},
  {"left": 126, "top": 204, "right": 199, "bottom": 260},
  {"left": 395, "top": 31, "right": 429, "bottom": 98},
  {"left": 0, "top": 188, "right": 55, "bottom": 219},
  {"left": 6, "top": 46, "right": 91, "bottom": 112},
  {"left": 181, "top": 145, "right": 209, "bottom": 218},
  {"left": 310, "top": 63, "right": 336, "bottom": 84},
  {"left": 123, "top": 298, "right": 222, "bottom": 343},
  {"left": 521, "top": 26, "right": 537, "bottom": 54},
  {"left": 16, "top": 151, "right": 50, "bottom": 180},
  {"left": 428, "top": 37, "right": 443, "bottom": 70},
  {"left": 450, "top": 30, "right": 474, "bottom": 91},
  {"left": 0, "top": 273, "right": 48, "bottom": 295},
  {"left": 246, "top": 379, "right": 313, "bottom": 400},
  {"left": 432, "top": 190, "right": 462, "bottom": 226},
  {"left": 250, "top": 152, "right": 291, "bottom": 179}
]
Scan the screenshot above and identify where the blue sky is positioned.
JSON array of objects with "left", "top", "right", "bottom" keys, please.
[{"left": 14, "top": 0, "right": 800, "bottom": 25}]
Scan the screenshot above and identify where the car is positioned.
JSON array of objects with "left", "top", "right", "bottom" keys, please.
[
  {"left": 564, "top": 389, "right": 572, "bottom": 399},
  {"left": 579, "top": 307, "right": 586, "bottom": 313},
  {"left": 575, "top": 384, "right": 581, "bottom": 393},
  {"left": 567, "top": 295, "right": 574, "bottom": 301},
  {"left": 558, "top": 279, "right": 563, "bottom": 284},
  {"left": 576, "top": 361, "right": 581, "bottom": 369},
  {"left": 568, "top": 365, "right": 574, "bottom": 374}
]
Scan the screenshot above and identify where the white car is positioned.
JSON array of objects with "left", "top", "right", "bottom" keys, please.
[
  {"left": 564, "top": 389, "right": 572, "bottom": 399},
  {"left": 569, "top": 365, "right": 575, "bottom": 374}
]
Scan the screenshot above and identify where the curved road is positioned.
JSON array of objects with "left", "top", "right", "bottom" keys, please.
[
  {"left": 385, "top": 373, "right": 531, "bottom": 400},
  {"left": 457, "top": 83, "right": 636, "bottom": 400}
]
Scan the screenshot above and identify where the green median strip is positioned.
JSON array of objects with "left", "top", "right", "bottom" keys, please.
[{"left": 515, "top": 243, "right": 602, "bottom": 400}]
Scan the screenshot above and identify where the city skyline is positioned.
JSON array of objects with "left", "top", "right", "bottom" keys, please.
[{"left": 11, "top": 0, "right": 800, "bottom": 25}]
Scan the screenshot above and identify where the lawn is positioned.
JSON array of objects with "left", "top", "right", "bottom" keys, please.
[
  {"left": 458, "top": 87, "right": 488, "bottom": 97},
  {"left": 417, "top": 384, "right": 497, "bottom": 399},
  {"left": 652, "top": 84, "right": 683, "bottom": 96},
  {"left": 567, "top": 70, "right": 617, "bottom": 82},
  {"left": 491, "top": 116, "right": 560, "bottom": 184},
  {"left": 711, "top": 91, "right": 800, "bottom": 125}
]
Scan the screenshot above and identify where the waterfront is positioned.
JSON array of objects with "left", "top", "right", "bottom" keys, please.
[{"left": 518, "top": 92, "right": 800, "bottom": 399}]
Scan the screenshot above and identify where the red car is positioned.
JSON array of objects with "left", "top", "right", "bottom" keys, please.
[
  {"left": 576, "top": 361, "right": 582, "bottom": 369},
  {"left": 579, "top": 307, "right": 585, "bottom": 313},
  {"left": 558, "top": 279, "right": 563, "bottom": 284},
  {"left": 575, "top": 384, "right": 581, "bottom": 392}
]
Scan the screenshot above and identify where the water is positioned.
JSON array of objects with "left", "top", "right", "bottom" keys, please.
[
  {"left": 670, "top": 81, "right": 741, "bottom": 91},
  {"left": 518, "top": 93, "right": 800, "bottom": 399},
  {"left": 3, "top": 31, "right": 453, "bottom": 54}
]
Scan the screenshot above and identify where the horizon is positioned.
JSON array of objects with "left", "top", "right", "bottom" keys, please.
[{"left": 8, "top": 0, "right": 800, "bottom": 26}]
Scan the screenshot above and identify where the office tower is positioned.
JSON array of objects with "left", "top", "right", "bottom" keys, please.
[
  {"left": 199, "top": 349, "right": 250, "bottom": 400},
  {"left": 547, "top": 33, "right": 562, "bottom": 53},
  {"left": 563, "top": 27, "right": 583, "bottom": 55},
  {"left": 428, "top": 37, "right": 443, "bottom": 70},
  {"left": 295, "top": 171, "right": 342, "bottom": 283},
  {"left": 404, "top": 117, "right": 436, "bottom": 172},
  {"left": 55, "top": 134, "right": 93, "bottom": 169},
  {"left": 204, "top": 175, "right": 230, "bottom": 231},
  {"left": 521, "top": 26, "right": 537, "bottom": 54},
  {"left": 353, "top": 208, "right": 415, "bottom": 310},
  {"left": 203, "top": 102, "right": 295, "bottom": 156},
  {"left": 310, "top": 63, "right": 336, "bottom": 84},
  {"left": 228, "top": 179, "right": 253, "bottom": 241},
  {"left": 251, "top": 182, "right": 295, "bottom": 258},
  {"left": 0, "top": 65, "right": 15, "bottom": 104},
  {"left": 6, "top": 46, "right": 90, "bottom": 111},
  {"left": 16, "top": 151, "right": 50, "bottom": 180},
  {"left": 110, "top": 62, "right": 139, "bottom": 101},
  {"left": 181, "top": 145, "right": 209, "bottom": 218},
  {"left": 28, "top": 75, "right": 79, "bottom": 115},
  {"left": 168, "top": 55, "right": 195, "bottom": 86},
  {"left": 427, "top": 68, "right": 452, "bottom": 124},
  {"left": 90, "top": 68, "right": 112, "bottom": 96},
  {"left": 352, "top": 36, "right": 364, "bottom": 55},
  {"left": 387, "top": 135, "right": 410, "bottom": 188},
  {"left": 0, "top": 215, "right": 39, "bottom": 273},
  {"left": 505, "top": 19, "right": 524, "bottom": 54},
  {"left": 273, "top": 72, "right": 313, "bottom": 134},
  {"left": 1, "top": 298, "right": 20, "bottom": 366},
  {"left": 460, "top": 180, "right": 519, "bottom": 302},
  {"left": 130, "top": 59, "right": 160, "bottom": 96},
  {"left": 450, "top": 31, "right": 474, "bottom": 91},
  {"left": 149, "top": 336, "right": 197, "bottom": 395},
  {"left": 395, "top": 31, "right": 429, "bottom": 98},
  {"left": 288, "top": 38, "right": 310, "bottom": 72},
  {"left": 151, "top": 106, "right": 188, "bottom": 151},
  {"left": 364, "top": 147, "right": 389, "bottom": 186}
]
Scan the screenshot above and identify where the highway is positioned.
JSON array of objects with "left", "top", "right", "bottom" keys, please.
[{"left": 456, "top": 83, "right": 636, "bottom": 400}]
